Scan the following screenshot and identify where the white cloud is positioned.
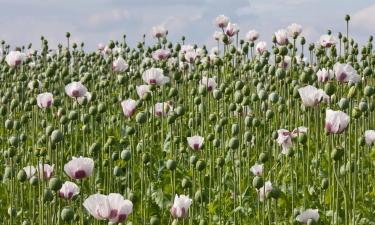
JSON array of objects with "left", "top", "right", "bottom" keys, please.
[
  {"left": 352, "top": 3, "right": 375, "bottom": 31},
  {"left": 88, "top": 9, "right": 130, "bottom": 27}
]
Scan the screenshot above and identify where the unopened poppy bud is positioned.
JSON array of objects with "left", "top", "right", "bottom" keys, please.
[
  {"left": 61, "top": 207, "right": 74, "bottom": 221},
  {"left": 142, "top": 152, "right": 150, "bottom": 164},
  {"left": 121, "top": 149, "right": 131, "bottom": 161},
  {"left": 199, "top": 219, "right": 208, "bottom": 225},
  {"left": 259, "top": 153, "right": 268, "bottom": 163},
  {"left": 347, "top": 86, "right": 357, "bottom": 98},
  {"left": 49, "top": 177, "right": 62, "bottom": 191},
  {"left": 150, "top": 216, "right": 160, "bottom": 225},
  {"left": 331, "top": 146, "right": 344, "bottom": 161},
  {"left": 229, "top": 137, "right": 239, "bottom": 150},
  {"left": 345, "top": 14, "right": 350, "bottom": 21},
  {"left": 196, "top": 160, "right": 206, "bottom": 171},
  {"left": 5, "top": 119, "right": 13, "bottom": 129},
  {"left": 352, "top": 107, "right": 361, "bottom": 119},
  {"left": 359, "top": 101, "right": 368, "bottom": 112},
  {"left": 51, "top": 130, "right": 64, "bottom": 143},
  {"left": 9, "top": 136, "right": 19, "bottom": 147},
  {"left": 338, "top": 98, "right": 349, "bottom": 110},
  {"left": 30, "top": 176, "right": 39, "bottom": 186},
  {"left": 17, "top": 169, "right": 27, "bottom": 182},
  {"left": 324, "top": 82, "right": 336, "bottom": 96},
  {"left": 44, "top": 188, "right": 54, "bottom": 202},
  {"left": 136, "top": 112, "right": 147, "bottom": 124},
  {"left": 253, "top": 176, "right": 264, "bottom": 189},
  {"left": 181, "top": 178, "right": 192, "bottom": 189},
  {"left": 8, "top": 207, "right": 16, "bottom": 217}
]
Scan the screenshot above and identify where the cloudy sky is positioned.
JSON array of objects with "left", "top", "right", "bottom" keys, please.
[{"left": 0, "top": 0, "right": 374, "bottom": 50}]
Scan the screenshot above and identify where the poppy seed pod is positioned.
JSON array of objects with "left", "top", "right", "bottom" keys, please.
[
  {"left": 359, "top": 101, "right": 368, "bottom": 112},
  {"left": 338, "top": 98, "right": 350, "bottom": 110},
  {"left": 253, "top": 176, "right": 264, "bottom": 189},
  {"left": 17, "top": 169, "right": 27, "bottom": 182},
  {"left": 196, "top": 160, "right": 206, "bottom": 171},
  {"left": 166, "top": 159, "right": 177, "bottom": 170},
  {"left": 61, "top": 207, "right": 74, "bottom": 222},
  {"left": 321, "top": 178, "right": 329, "bottom": 190},
  {"left": 352, "top": 107, "right": 361, "bottom": 119},
  {"left": 51, "top": 130, "right": 64, "bottom": 143},
  {"left": 48, "top": 177, "right": 62, "bottom": 191},
  {"left": 324, "top": 82, "right": 336, "bottom": 96},
  {"left": 44, "top": 188, "right": 54, "bottom": 202},
  {"left": 136, "top": 112, "right": 147, "bottom": 124},
  {"left": 150, "top": 216, "right": 160, "bottom": 225},
  {"left": 259, "top": 153, "right": 268, "bottom": 163},
  {"left": 30, "top": 176, "right": 39, "bottom": 186},
  {"left": 228, "top": 137, "right": 239, "bottom": 149},
  {"left": 331, "top": 146, "right": 344, "bottom": 161}
]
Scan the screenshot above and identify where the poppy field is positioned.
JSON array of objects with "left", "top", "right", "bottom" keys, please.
[{"left": 1, "top": 14, "right": 375, "bottom": 225}]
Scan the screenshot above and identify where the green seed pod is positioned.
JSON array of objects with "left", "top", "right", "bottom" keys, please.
[
  {"left": 142, "top": 152, "right": 150, "bottom": 164},
  {"left": 22, "top": 220, "right": 31, "bottom": 225},
  {"left": 269, "top": 188, "right": 281, "bottom": 199},
  {"left": 338, "top": 98, "right": 349, "bottom": 110},
  {"left": 61, "top": 207, "right": 74, "bottom": 222},
  {"left": 298, "top": 133, "right": 307, "bottom": 144},
  {"left": 321, "top": 178, "right": 329, "bottom": 190},
  {"left": 51, "top": 130, "right": 64, "bottom": 143},
  {"left": 231, "top": 124, "right": 239, "bottom": 136},
  {"left": 121, "top": 149, "right": 131, "bottom": 161},
  {"left": 259, "top": 153, "right": 268, "bottom": 163},
  {"left": 331, "top": 146, "right": 344, "bottom": 161},
  {"left": 358, "top": 136, "right": 366, "bottom": 146},
  {"left": 8, "top": 207, "right": 16, "bottom": 217},
  {"left": 45, "top": 126, "right": 54, "bottom": 136},
  {"left": 324, "top": 82, "right": 336, "bottom": 96},
  {"left": 98, "top": 103, "right": 106, "bottom": 113},
  {"left": 190, "top": 155, "right": 198, "bottom": 166},
  {"left": 89, "top": 106, "right": 98, "bottom": 115},
  {"left": 266, "top": 110, "right": 274, "bottom": 120},
  {"left": 181, "top": 178, "right": 192, "bottom": 189},
  {"left": 196, "top": 160, "right": 206, "bottom": 171},
  {"left": 30, "top": 176, "right": 39, "bottom": 186},
  {"left": 4, "top": 166, "right": 14, "bottom": 179},
  {"left": 17, "top": 169, "right": 27, "bottom": 182},
  {"left": 243, "top": 131, "right": 252, "bottom": 142},
  {"left": 125, "top": 126, "right": 135, "bottom": 135},
  {"left": 213, "top": 89, "right": 222, "bottom": 100},
  {"left": 359, "top": 101, "right": 368, "bottom": 112},
  {"left": 166, "top": 159, "right": 177, "bottom": 170},
  {"left": 113, "top": 166, "right": 123, "bottom": 177},
  {"left": 252, "top": 176, "right": 264, "bottom": 189},
  {"left": 44, "top": 188, "right": 54, "bottom": 202},
  {"left": 229, "top": 137, "right": 239, "bottom": 149},
  {"left": 347, "top": 86, "right": 357, "bottom": 98},
  {"left": 199, "top": 219, "right": 208, "bottom": 225},
  {"left": 48, "top": 177, "right": 62, "bottom": 191},
  {"left": 89, "top": 142, "right": 101, "bottom": 156},
  {"left": 9, "top": 136, "right": 19, "bottom": 147},
  {"left": 136, "top": 112, "right": 147, "bottom": 124},
  {"left": 364, "top": 86, "right": 374, "bottom": 96},
  {"left": 150, "top": 216, "right": 160, "bottom": 225},
  {"left": 68, "top": 110, "right": 78, "bottom": 120},
  {"left": 5, "top": 119, "right": 13, "bottom": 129},
  {"left": 276, "top": 68, "right": 286, "bottom": 79},
  {"left": 346, "top": 161, "right": 354, "bottom": 173},
  {"left": 352, "top": 107, "right": 362, "bottom": 119}
]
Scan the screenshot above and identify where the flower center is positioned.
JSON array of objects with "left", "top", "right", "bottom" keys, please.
[{"left": 74, "top": 170, "right": 86, "bottom": 179}]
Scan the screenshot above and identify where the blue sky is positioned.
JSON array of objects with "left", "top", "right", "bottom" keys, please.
[{"left": 0, "top": 0, "right": 374, "bottom": 50}]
